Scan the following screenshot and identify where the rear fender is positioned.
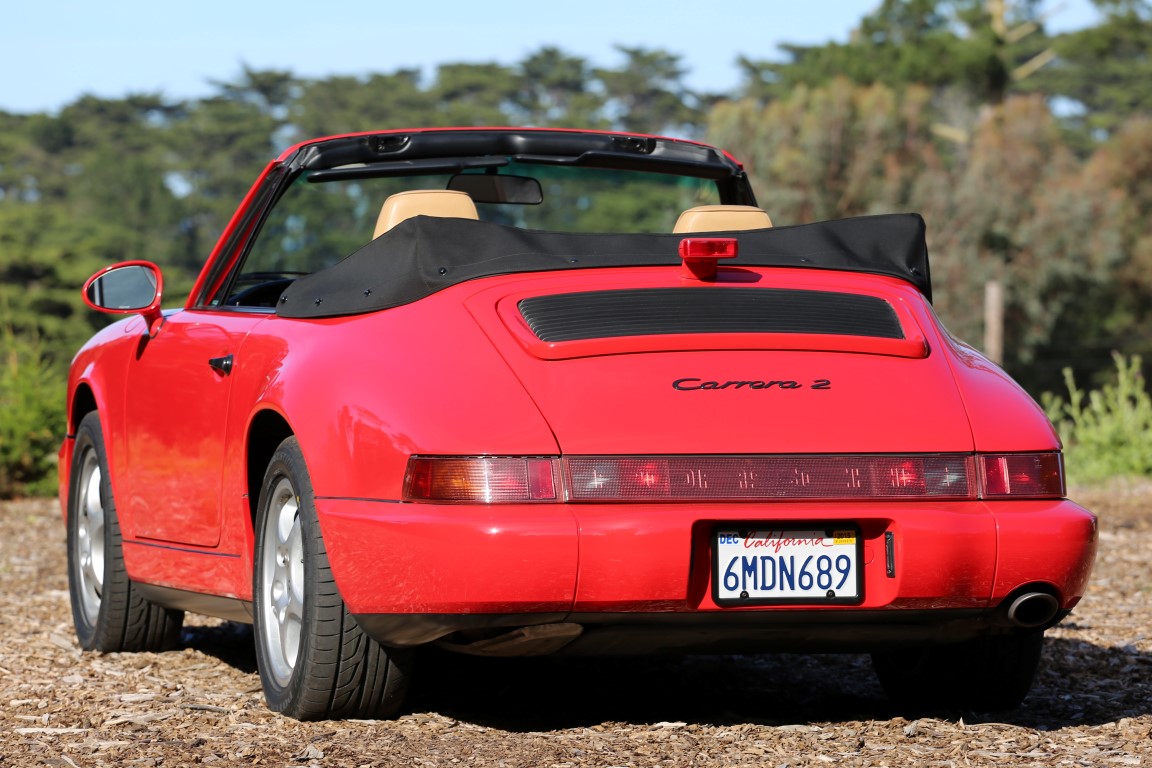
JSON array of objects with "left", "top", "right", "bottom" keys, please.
[
  {"left": 939, "top": 336, "right": 1061, "bottom": 452},
  {"left": 237, "top": 303, "right": 560, "bottom": 501}
]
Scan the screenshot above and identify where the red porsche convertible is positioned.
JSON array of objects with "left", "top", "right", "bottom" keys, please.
[{"left": 61, "top": 128, "right": 1096, "bottom": 720}]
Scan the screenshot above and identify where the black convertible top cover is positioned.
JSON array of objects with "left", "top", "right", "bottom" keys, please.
[{"left": 276, "top": 213, "right": 930, "bottom": 319}]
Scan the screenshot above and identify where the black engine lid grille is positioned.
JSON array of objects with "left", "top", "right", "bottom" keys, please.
[{"left": 518, "top": 288, "right": 903, "bottom": 342}]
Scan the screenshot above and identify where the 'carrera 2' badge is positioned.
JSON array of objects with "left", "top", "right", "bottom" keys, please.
[{"left": 672, "top": 378, "right": 832, "bottom": 391}]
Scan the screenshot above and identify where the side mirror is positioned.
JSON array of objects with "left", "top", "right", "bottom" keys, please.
[{"left": 82, "top": 261, "right": 164, "bottom": 335}]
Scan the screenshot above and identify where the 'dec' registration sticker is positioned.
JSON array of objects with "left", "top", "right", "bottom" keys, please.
[{"left": 714, "top": 527, "right": 862, "bottom": 605}]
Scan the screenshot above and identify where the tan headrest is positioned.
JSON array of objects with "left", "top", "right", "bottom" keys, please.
[
  {"left": 673, "top": 205, "right": 773, "bottom": 234},
  {"left": 374, "top": 190, "right": 479, "bottom": 238}
]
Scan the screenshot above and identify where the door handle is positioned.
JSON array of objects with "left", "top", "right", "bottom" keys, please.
[{"left": 208, "top": 355, "right": 234, "bottom": 376}]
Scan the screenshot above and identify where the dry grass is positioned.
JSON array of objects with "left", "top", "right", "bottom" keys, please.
[{"left": 2, "top": 489, "right": 1148, "bottom": 767}]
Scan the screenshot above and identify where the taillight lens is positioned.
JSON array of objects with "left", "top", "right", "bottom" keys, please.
[
  {"left": 678, "top": 238, "right": 738, "bottom": 259},
  {"left": 978, "top": 453, "right": 1065, "bottom": 499},
  {"left": 402, "top": 452, "right": 1064, "bottom": 503},
  {"left": 404, "top": 457, "right": 558, "bottom": 503}
]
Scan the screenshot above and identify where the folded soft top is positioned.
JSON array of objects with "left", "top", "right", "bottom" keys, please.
[{"left": 276, "top": 213, "right": 930, "bottom": 319}]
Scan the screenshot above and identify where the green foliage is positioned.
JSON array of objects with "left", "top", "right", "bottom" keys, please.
[
  {"left": 736, "top": 0, "right": 1047, "bottom": 106},
  {"left": 737, "top": 0, "right": 1152, "bottom": 154},
  {"left": 708, "top": 80, "right": 939, "bottom": 222},
  {"left": 0, "top": 312, "right": 65, "bottom": 499},
  {"left": 1043, "top": 354, "right": 1152, "bottom": 485},
  {"left": 2, "top": 9, "right": 1152, "bottom": 493},
  {"left": 594, "top": 46, "right": 704, "bottom": 135},
  {"left": 513, "top": 48, "right": 607, "bottom": 129},
  {"left": 291, "top": 71, "right": 435, "bottom": 137},
  {"left": 1035, "top": 3, "right": 1152, "bottom": 146}
]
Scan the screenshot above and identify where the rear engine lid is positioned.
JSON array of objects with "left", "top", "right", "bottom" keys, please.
[
  {"left": 502, "top": 349, "right": 971, "bottom": 455},
  {"left": 468, "top": 276, "right": 973, "bottom": 455}
]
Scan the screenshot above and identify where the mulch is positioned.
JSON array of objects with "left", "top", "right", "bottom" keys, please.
[{"left": 2, "top": 486, "right": 1148, "bottom": 766}]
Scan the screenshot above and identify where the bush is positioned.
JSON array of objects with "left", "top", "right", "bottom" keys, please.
[
  {"left": 1042, "top": 353, "right": 1152, "bottom": 486},
  {"left": 0, "top": 321, "right": 66, "bottom": 499}
]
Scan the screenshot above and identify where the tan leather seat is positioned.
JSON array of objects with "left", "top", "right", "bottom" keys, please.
[
  {"left": 673, "top": 205, "right": 773, "bottom": 234},
  {"left": 373, "top": 189, "right": 479, "bottom": 239}
]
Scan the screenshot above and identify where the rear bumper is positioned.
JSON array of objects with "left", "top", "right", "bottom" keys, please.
[{"left": 315, "top": 497, "right": 1097, "bottom": 649}]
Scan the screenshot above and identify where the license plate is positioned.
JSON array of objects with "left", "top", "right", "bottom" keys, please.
[{"left": 713, "top": 527, "right": 862, "bottom": 605}]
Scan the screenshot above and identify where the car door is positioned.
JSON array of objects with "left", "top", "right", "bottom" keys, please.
[{"left": 118, "top": 309, "right": 270, "bottom": 547}]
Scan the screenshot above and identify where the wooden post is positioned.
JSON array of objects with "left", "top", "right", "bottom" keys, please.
[
  {"left": 988, "top": 0, "right": 1007, "bottom": 37},
  {"left": 984, "top": 279, "right": 1004, "bottom": 365}
]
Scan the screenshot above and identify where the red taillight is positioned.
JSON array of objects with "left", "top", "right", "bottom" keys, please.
[
  {"left": 887, "top": 459, "right": 927, "bottom": 493},
  {"left": 404, "top": 457, "right": 559, "bottom": 503},
  {"left": 625, "top": 459, "right": 670, "bottom": 492},
  {"left": 678, "top": 238, "right": 738, "bottom": 259},
  {"left": 679, "top": 237, "right": 738, "bottom": 280},
  {"left": 978, "top": 453, "right": 1065, "bottom": 499},
  {"left": 402, "top": 452, "right": 1064, "bottom": 503}
]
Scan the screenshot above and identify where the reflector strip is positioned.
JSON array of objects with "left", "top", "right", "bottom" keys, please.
[{"left": 565, "top": 455, "right": 976, "bottom": 502}]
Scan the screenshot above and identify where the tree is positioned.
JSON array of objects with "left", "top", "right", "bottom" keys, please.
[
  {"left": 708, "top": 79, "right": 941, "bottom": 222},
  {"left": 166, "top": 93, "right": 281, "bottom": 269},
  {"left": 1071, "top": 116, "right": 1152, "bottom": 364},
  {"left": 0, "top": 94, "right": 188, "bottom": 362},
  {"left": 594, "top": 46, "right": 705, "bottom": 135},
  {"left": 428, "top": 62, "right": 521, "bottom": 127},
  {"left": 291, "top": 70, "right": 436, "bottom": 138},
  {"left": 1033, "top": 4, "right": 1152, "bottom": 145},
  {"left": 211, "top": 64, "right": 297, "bottom": 120},
  {"left": 511, "top": 47, "right": 607, "bottom": 129},
  {"left": 935, "top": 96, "right": 1126, "bottom": 386},
  {"left": 736, "top": 0, "right": 1063, "bottom": 112}
]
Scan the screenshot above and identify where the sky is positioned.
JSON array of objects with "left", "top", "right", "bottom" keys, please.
[{"left": 1, "top": 0, "right": 1102, "bottom": 115}]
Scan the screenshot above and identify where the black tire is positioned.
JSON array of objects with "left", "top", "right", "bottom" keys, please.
[
  {"left": 252, "top": 436, "right": 412, "bottom": 720},
  {"left": 66, "top": 411, "right": 183, "bottom": 652},
  {"left": 871, "top": 632, "right": 1044, "bottom": 712}
]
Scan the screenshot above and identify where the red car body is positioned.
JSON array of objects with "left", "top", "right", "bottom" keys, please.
[{"left": 60, "top": 128, "right": 1096, "bottom": 719}]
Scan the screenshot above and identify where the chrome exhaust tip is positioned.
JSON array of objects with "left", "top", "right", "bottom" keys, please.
[{"left": 1006, "top": 591, "right": 1060, "bottom": 628}]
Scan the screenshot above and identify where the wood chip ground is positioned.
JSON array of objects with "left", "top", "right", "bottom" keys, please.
[{"left": 2, "top": 487, "right": 1148, "bottom": 766}]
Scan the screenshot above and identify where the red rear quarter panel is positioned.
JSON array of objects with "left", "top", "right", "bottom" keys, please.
[
  {"left": 938, "top": 334, "right": 1064, "bottom": 451},
  {"left": 251, "top": 299, "right": 561, "bottom": 500}
]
